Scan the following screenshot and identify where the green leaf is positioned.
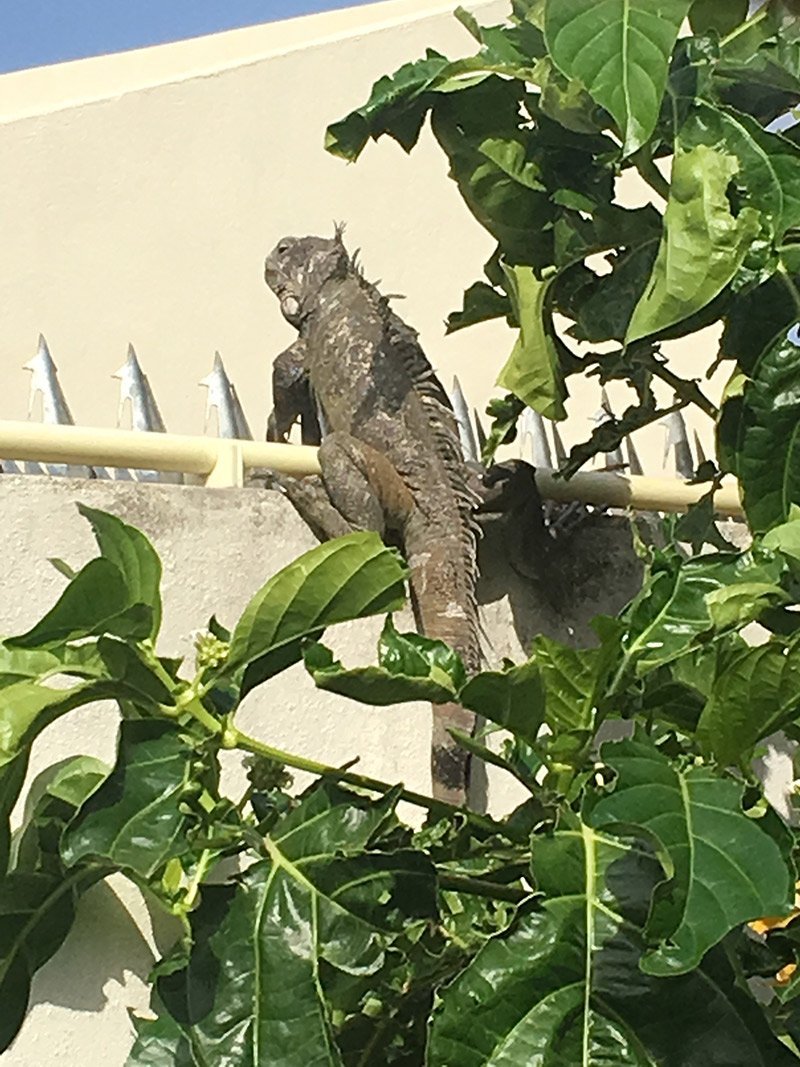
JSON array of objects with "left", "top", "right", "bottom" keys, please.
[
  {"left": 62, "top": 721, "right": 200, "bottom": 880},
  {"left": 544, "top": 0, "right": 693, "bottom": 155},
  {"left": 458, "top": 658, "right": 543, "bottom": 744},
  {"left": 13, "top": 755, "right": 108, "bottom": 874},
  {"left": 763, "top": 508, "right": 800, "bottom": 575},
  {"left": 620, "top": 546, "right": 785, "bottom": 675},
  {"left": 682, "top": 104, "right": 800, "bottom": 241},
  {"left": 588, "top": 734, "right": 794, "bottom": 975},
  {"left": 719, "top": 329, "right": 800, "bottom": 532},
  {"left": 0, "top": 678, "right": 120, "bottom": 770},
  {"left": 705, "top": 580, "right": 788, "bottom": 629},
  {"left": 305, "top": 647, "right": 458, "bottom": 706},
  {"left": 627, "top": 144, "right": 761, "bottom": 343},
  {"left": 430, "top": 80, "right": 557, "bottom": 270},
  {"left": 324, "top": 19, "right": 544, "bottom": 162},
  {"left": 690, "top": 0, "right": 748, "bottom": 37},
  {"left": 496, "top": 268, "right": 567, "bottom": 420},
  {"left": 0, "top": 865, "right": 107, "bottom": 1052},
  {"left": 720, "top": 272, "right": 797, "bottom": 374},
  {"left": 697, "top": 635, "right": 800, "bottom": 765},
  {"left": 153, "top": 782, "right": 436, "bottom": 1066},
  {"left": 77, "top": 504, "right": 163, "bottom": 640},
  {"left": 533, "top": 626, "right": 621, "bottom": 757},
  {"left": 303, "top": 632, "right": 460, "bottom": 706},
  {"left": 5, "top": 557, "right": 152, "bottom": 649},
  {"left": 128, "top": 1000, "right": 200, "bottom": 1066},
  {"left": 446, "top": 280, "right": 510, "bottom": 334},
  {"left": 224, "top": 533, "right": 407, "bottom": 696},
  {"left": 429, "top": 820, "right": 793, "bottom": 1065},
  {"left": 0, "top": 755, "right": 28, "bottom": 876}
]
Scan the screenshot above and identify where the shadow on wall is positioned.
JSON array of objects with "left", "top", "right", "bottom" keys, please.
[
  {"left": 27, "top": 876, "right": 180, "bottom": 1014},
  {"left": 477, "top": 510, "right": 644, "bottom": 656}
]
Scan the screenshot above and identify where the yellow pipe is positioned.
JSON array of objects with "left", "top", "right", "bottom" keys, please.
[{"left": 0, "top": 419, "right": 742, "bottom": 517}]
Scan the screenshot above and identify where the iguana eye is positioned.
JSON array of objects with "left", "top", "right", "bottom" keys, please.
[{"left": 277, "top": 240, "right": 291, "bottom": 256}]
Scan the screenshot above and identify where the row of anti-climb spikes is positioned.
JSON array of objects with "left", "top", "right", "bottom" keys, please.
[
  {"left": 2, "top": 336, "right": 700, "bottom": 483},
  {"left": 450, "top": 375, "right": 704, "bottom": 481},
  {"left": 0, "top": 336, "right": 254, "bottom": 481}
]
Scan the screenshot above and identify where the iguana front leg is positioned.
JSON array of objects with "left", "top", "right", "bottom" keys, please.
[{"left": 267, "top": 339, "right": 321, "bottom": 445}]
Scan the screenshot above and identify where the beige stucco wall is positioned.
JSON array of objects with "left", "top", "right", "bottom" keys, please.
[{"left": 0, "top": 0, "right": 722, "bottom": 473}]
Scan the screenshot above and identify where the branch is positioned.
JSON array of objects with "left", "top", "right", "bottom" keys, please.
[
  {"left": 646, "top": 359, "right": 718, "bottom": 419},
  {"left": 231, "top": 727, "right": 506, "bottom": 836},
  {"left": 437, "top": 871, "right": 529, "bottom": 904}
]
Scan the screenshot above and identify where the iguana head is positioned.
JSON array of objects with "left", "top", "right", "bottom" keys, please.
[{"left": 264, "top": 229, "right": 350, "bottom": 327}]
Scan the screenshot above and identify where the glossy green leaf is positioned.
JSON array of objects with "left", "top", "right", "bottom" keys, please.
[
  {"left": 0, "top": 753, "right": 110, "bottom": 1054},
  {"left": 705, "top": 580, "right": 788, "bottom": 629},
  {"left": 5, "top": 557, "right": 152, "bottom": 649},
  {"left": 324, "top": 19, "right": 544, "bottom": 162},
  {"left": 690, "top": 0, "right": 748, "bottom": 37},
  {"left": 429, "top": 819, "right": 793, "bottom": 1065},
  {"left": 588, "top": 734, "right": 794, "bottom": 975},
  {"left": 14, "top": 755, "right": 108, "bottom": 874},
  {"left": 496, "top": 268, "right": 566, "bottom": 420},
  {"left": 128, "top": 1001, "right": 200, "bottom": 1066},
  {"left": 430, "top": 80, "right": 557, "bottom": 270},
  {"left": 152, "top": 782, "right": 436, "bottom": 1067},
  {"left": 697, "top": 635, "right": 800, "bottom": 765},
  {"left": 763, "top": 508, "right": 800, "bottom": 575},
  {"left": 446, "top": 280, "right": 510, "bottom": 334},
  {"left": 0, "top": 678, "right": 120, "bottom": 770},
  {"left": 719, "top": 330, "right": 800, "bottom": 532},
  {"left": 224, "top": 533, "right": 407, "bottom": 695},
  {"left": 544, "top": 0, "right": 693, "bottom": 154},
  {"left": 534, "top": 626, "right": 621, "bottom": 748},
  {"left": 303, "top": 640, "right": 458, "bottom": 705},
  {"left": 627, "top": 145, "right": 761, "bottom": 342},
  {"left": 682, "top": 104, "right": 800, "bottom": 240},
  {"left": 62, "top": 721, "right": 200, "bottom": 880},
  {"left": 302, "top": 614, "right": 467, "bottom": 704},
  {"left": 77, "top": 504, "right": 163, "bottom": 639},
  {"left": 0, "top": 755, "right": 28, "bottom": 876},
  {"left": 459, "top": 657, "right": 543, "bottom": 744},
  {"left": 0, "top": 865, "right": 107, "bottom": 1052},
  {"left": 620, "top": 546, "right": 785, "bottom": 675}
]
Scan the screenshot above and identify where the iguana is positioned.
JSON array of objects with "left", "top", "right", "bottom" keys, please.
[{"left": 264, "top": 228, "right": 480, "bottom": 806}]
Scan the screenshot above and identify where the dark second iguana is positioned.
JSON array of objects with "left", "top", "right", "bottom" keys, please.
[{"left": 263, "top": 229, "right": 480, "bottom": 806}]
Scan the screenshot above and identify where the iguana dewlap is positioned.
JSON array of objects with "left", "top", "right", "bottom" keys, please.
[{"left": 264, "top": 230, "right": 480, "bottom": 806}]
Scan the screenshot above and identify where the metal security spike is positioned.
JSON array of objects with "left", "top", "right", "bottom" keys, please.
[
  {"left": 591, "top": 387, "right": 623, "bottom": 467},
  {"left": 661, "top": 409, "right": 693, "bottom": 479},
  {"left": 625, "top": 435, "right": 644, "bottom": 476},
  {"left": 693, "top": 430, "right": 708, "bottom": 468},
  {"left": 550, "top": 420, "right": 567, "bottom": 467},
  {"left": 519, "top": 407, "right": 553, "bottom": 468},
  {"left": 199, "top": 352, "right": 253, "bottom": 440},
  {"left": 23, "top": 335, "right": 90, "bottom": 477},
  {"left": 450, "top": 376, "right": 479, "bottom": 462},
  {"left": 112, "top": 344, "right": 181, "bottom": 483},
  {"left": 472, "top": 408, "right": 487, "bottom": 454}
]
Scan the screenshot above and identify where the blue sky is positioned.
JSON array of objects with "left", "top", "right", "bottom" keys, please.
[{"left": 0, "top": 0, "right": 368, "bottom": 74}]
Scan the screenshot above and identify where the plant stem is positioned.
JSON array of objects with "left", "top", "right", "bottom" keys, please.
[
  {"left": 779, "top": 265, "right": 800, "bottom": 317},
  {"left": 634, "top": 157, "right": 670, "bottom": 202},
  {"left": 230, "top": 727, "right": 505, "bottom": 834},
  {"left": 646, "top": 360, "right": 718, "bottom": 419},
  {"left": 437, "top": 871, "right": 528, "bottom": 904},
  {"left": 719, "top": 5, "right": 769, "bottom": 50}
]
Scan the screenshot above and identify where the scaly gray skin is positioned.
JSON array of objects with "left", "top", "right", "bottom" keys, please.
[{"left": 264, "top": 230, "right": 480, "bottom": 805}]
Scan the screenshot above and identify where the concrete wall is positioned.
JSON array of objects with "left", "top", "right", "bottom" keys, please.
[
  {"left": 0, "top": 475, "right": 645, "bottom": 1063},
  {"left": 0, "top": 0, "right": 723, "bottom": 470}
]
